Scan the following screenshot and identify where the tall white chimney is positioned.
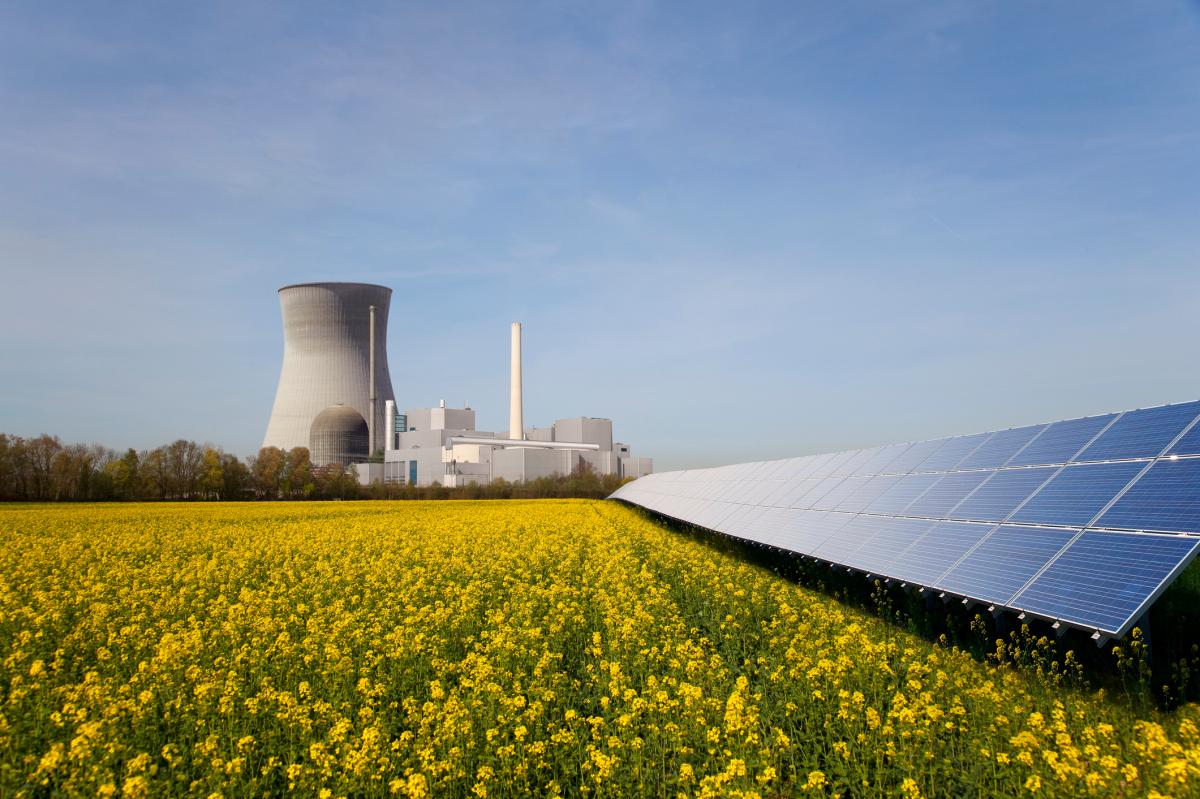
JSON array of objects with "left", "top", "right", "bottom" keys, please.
[
  {"left": 384, "top": 399, "right": 396, "bottom": 452},
  {"left": 509, "top": 322, "right": 524, "bottom": 440}
]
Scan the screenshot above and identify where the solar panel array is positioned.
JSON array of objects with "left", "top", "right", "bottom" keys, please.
[{"left": 611, "top": 401, "right": 1200, "bottom": 638}]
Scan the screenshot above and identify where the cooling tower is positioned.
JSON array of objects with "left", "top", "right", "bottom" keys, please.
[{"left": 262, "top": 282, "right": 396, "bottom": 465}]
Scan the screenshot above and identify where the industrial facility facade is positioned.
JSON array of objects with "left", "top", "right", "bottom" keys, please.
[{"left": 263, "top": 283, "right": 652, "bottom": 485}]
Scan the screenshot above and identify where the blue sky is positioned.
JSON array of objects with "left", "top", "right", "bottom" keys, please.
[{"left": 2, "top": 2, "right": 1199, "bottom": 470}]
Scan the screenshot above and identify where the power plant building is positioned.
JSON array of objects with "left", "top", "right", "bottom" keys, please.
[{"left": 263, "top": 284, "right": 651, "bottom": 484}]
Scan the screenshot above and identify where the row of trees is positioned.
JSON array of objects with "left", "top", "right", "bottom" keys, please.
[
  {"left": 0, "top": 433, "right": 631, "bottom": 502},
  {"left": 0, "top": 435, "right": 360, "bottom": 501}
]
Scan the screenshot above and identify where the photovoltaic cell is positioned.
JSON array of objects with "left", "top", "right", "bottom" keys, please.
[
  {"left": 1006, "top": 414, "right": 1115, "bottom": 467},
  {"left": 832, "top": 476, "right": 892, "bottom": 513},
  {"left": 1075, "top": 402, "right": 1200, "bottom": 463},
  {"left": 882, "top": 438, "right": 948, "bottom": 475},
  {"left": 948, "top": 467, "right": 1056, "bottom": 522},
  {"left": 793, "top": 476, "right": 846, "bottom": 509},
  {"left": 1096, "top": 459, "right": 1200, "bottom": 534},
  {"left": 852, "top": 443, "right": 913, "bottom": 477},
  {"left": 853, "top": 517, "right": 937, "bottom": 577},
  {"left": 905, "top": 471, "right": 993, "bottom": 518},
  {"left": 915, "top": 433, "right": 992, "bottom": 472},
  {"left": 1013, "top": 532, "right": 1200, "bottom": 635},
  {"left": 810, "top": 476, "right": 869, "bottom": 510},
  {"left": 814, "top": 516, "right": 884, "bottom": 569},
  {"left": 777, "top": 511, "right": 854, "bottom": 552},
  {"left": 865, "top": 474, "right": 941, "bottom": 514},
  {"left": 889, "top": 521, "right": 994, "bottom": 587},
  {"left": 957, "top": 425, "right": 1046, "bottom": 470},
  {"left": 1009, "top": 462, "right": 1145, "bottom": 528},
  {"left": 937, "top": 525, "right": 1075, "bottom": 605},
  {"left": 1169, "top": 424, "right": 1200, "bottom": 457}
]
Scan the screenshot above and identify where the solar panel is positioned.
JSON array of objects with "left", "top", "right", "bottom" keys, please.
[
  {"left": 610, "top": 399, "right": 1200, "bottom": 639},
  {"left": 1096, "top": 459, "right": 1200, "bottom": 534},
  {"left": 1010, "top": 462, "right": 1146, "bottom": 528},
  {"left": 948, "top": 467, "right": 1056, "bottom": 522},
  {"left": 1075, "top": 402, "right": 1200, "bottom": 462},
  {"left": 865, "top": 473, "right": 941, "bottom": 514},
  {"left": 890, "top": 521, "right": 994, "bottom": 587},
  {"left": 1012, "top": 532, "right": 1200, "bottom": 634},
  {"left": 937, "top": 525, "right": 1075, "bottom": 606},
  {"left": 1007, "top": 414, "right": 1116, "bottom": 467},
  {"left": 905, "top": 471, "right": 993, "bottom": 518},
  {"left": 915, "top": 433, "right": 991, "bottom": 472},
  {"left": 882, "top": 438, "right": 948, "bottom": 474},
  {"left": 957, "top": 425, "right": 1046, "bottom": 470},
  {"left": 852, "top": 517, "right": 937, "bottom": 578}
]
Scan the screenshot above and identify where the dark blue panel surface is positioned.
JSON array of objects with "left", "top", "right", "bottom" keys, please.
[
  {"left": 883, "top": 438, "right": 949, "bottom": 474},
  {"left": 937, "top": 525, "right": 1075, "bottom": 605},
  {"left": 865, "top": 473, "right": 941, "bottom": 514},
  {"left": 1009, "top": 462, "right": 1144, "bottom": 527},
  {"left": 890, "top": 521, "right": 994, "bottom": 586},
  {"left": 905, "top": 471, "right": 993, "bottom": 518},
  {"left": 1007, "top": 414, "right": 1116, "bottom": 467},
  {"left": 1169, "top": 423, "right": 1200, "bottom": 457},
  {"left": 1012, "top": 532, "right": 1200, "bottom": 634},
  {"left": 1096, "top": 459, "right": 1200, "bottom": 534},
  {"left": 949, "top": 467, "right": 1056, "bottom": 522},
  {"left": 853, "top": 517, "right": 938, "bottom": 577},
  {"left": 915, "top": 433, "right": 992, "bottom": 472},
  {"left": 957, "top": 425, "right": 1047, "bottom": 470},
  {"left": 1076, "top": 402, "right": 1200, "bottom": 462}
]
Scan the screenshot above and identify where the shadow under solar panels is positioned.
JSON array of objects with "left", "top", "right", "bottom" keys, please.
[
  {"left": 1075, "top": 401, "right": 1200, "bottom": 463},
  {"left": 937, "top": 525, "right": 1075, "bottom": 606},
  {"left": 1096, "top": 458, "right": 1200, "bottom": 534},
  {"left": 1011, "top": 531, "right": 1200, "bottom": 636}
]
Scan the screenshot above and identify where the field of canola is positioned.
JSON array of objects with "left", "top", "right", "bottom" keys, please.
[{"left": 2, "top": 500, "right": 1200, "bottom": 798}]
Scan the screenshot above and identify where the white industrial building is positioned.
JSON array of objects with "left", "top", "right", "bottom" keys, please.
[{"left": 355, "top": 323, "right": 652, "bottom": 487}]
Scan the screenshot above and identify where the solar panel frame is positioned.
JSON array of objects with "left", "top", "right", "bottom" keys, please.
[
  {"left": 610, "top": 399, "right": 1200, "bottom": 639},
  {"left": 1010, "top": 531, "right": 1200, "bottom": 636}
]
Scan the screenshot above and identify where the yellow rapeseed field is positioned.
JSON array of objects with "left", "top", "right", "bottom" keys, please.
[{"left": 2, "top": 500, "right": 1199, "bottom": 797}]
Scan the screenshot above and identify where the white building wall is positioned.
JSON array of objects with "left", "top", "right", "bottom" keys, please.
[{"left": 554, "top": 418, "right": 613, "bottom": 451}]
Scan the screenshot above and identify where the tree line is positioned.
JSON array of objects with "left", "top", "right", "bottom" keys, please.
[
  {"left": 0, "top": 433, "right": 631, "bottom": 502},
  {"left": 0, "top": 435, "right": 359, "bottom": 501}
]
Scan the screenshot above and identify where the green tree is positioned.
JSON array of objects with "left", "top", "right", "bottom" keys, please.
[
  {"left": 251, "top": 447, "right": 286, "bottom": 499},
  {"left": 199, "top": 448, "right": 225, "bottom": 499}
]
